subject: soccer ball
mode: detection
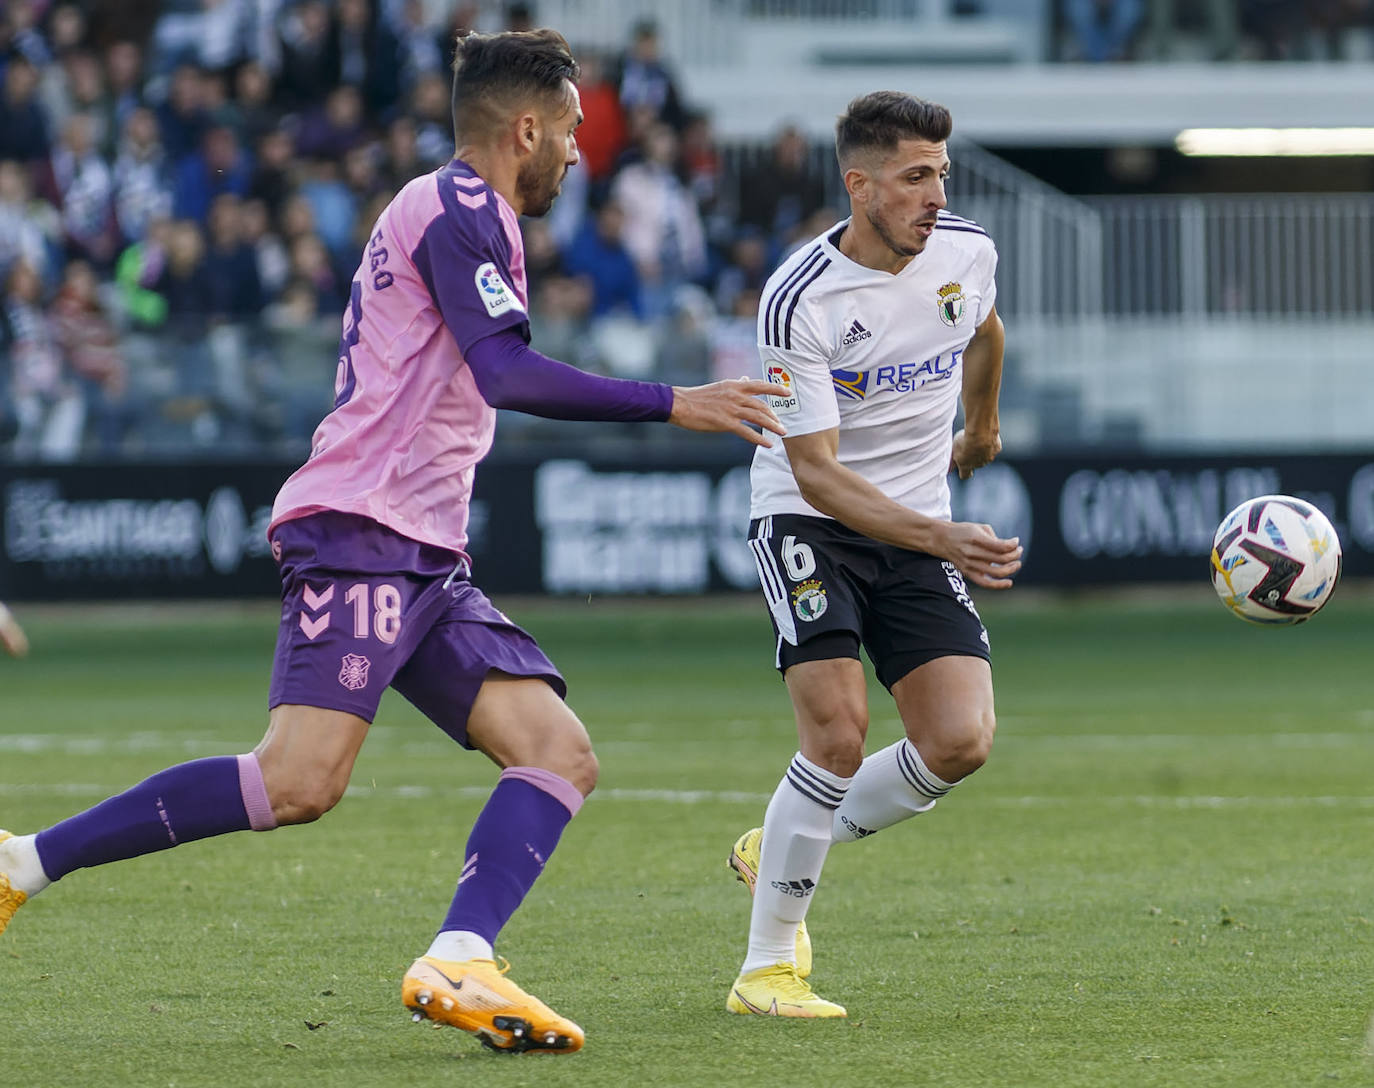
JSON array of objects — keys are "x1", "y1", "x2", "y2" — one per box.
[{"x1": 1210, "y1": 495, "x2": 1342, "y2": 625}]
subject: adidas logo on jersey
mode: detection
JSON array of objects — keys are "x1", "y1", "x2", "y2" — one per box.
[{"x1": 841, "y1": 320, "x2": 872, "y2": 347}]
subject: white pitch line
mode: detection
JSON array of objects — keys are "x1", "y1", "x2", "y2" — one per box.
[{"x1": 5, "y1": 781, "x2": 1374, "y2": 811}]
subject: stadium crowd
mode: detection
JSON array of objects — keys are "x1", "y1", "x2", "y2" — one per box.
[
  {"x1": 0, "y1": 0, "x2": 838, "y2": 460},
  {"x1": 1, "y1": 0, "x2": 1369, "y2": 460}
]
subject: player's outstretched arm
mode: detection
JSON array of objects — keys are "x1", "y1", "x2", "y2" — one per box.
[
  {"x1": 786, "y1": 429, "x2": 1022, "y2": 590},
  {"x1": 668, "y1": 379, "x2": 788, "y2": 448},
  {"x1": 950, "y1": 306, "x2": 1005, "y2": 480},
  {"x1": 0, "y1": 602, "x2": 29, "y2": 658}
]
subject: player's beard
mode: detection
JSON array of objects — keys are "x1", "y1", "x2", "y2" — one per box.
[
  {"x1": 517, "y1": 140, "x2": 565, "y2": 218},
  {"x1": 866, "y1": 201, "x2": 925, "y2": 259}
]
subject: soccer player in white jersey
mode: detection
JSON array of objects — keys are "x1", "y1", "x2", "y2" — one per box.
[
  {"x1": 725, "y1": 91, "x2": 1024, "y2": 1019},
  {"x1": 0, "y1": 30, "x2": 784, "y2": 1055}
]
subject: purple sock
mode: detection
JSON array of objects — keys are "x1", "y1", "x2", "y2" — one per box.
[
  {"x1": 35, "y1": 754, "x2": 277, "y2": 881},
  {"x1": 440, "y1": 767, "x2": 584, "y2": 943}
]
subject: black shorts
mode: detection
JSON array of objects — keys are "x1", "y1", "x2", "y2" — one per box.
[{"x1": 748, "y1": 513, "x2": 991, "y2": 690}]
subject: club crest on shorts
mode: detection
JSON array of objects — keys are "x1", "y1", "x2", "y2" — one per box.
[
  {"x1": 937, "y1": 281, "x2": 965, "y2": 326},
  {"x1": 791, "y1": 579, "x2": 828, "y2": 621},
  {"x1": 338, "y1": 653, "x2": 371, "y2": 691}
]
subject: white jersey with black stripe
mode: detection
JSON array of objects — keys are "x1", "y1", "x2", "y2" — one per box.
[{"x1": 749, "y1": 212, "x2": 999, "y2": 522}]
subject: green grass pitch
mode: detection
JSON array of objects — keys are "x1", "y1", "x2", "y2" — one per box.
[{"x1": 3, "y1": 590, "x2": 1374, "y2": 1088}]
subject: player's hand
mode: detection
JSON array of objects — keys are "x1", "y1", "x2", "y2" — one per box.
[
  {"x1": 933, "y1": 522, "x2": 1022, "y2": 590},
  {"x1": 950, "y1": 427, "x2": 1002, "y2": 480},
  {"x1": 0, "y1": 602, "x2": 29, "y2": 658},
  {"x1": 668, "y1": 379, "x2": 788, "y2": 448}
]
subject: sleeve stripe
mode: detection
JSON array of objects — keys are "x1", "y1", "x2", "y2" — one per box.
[
  {"x1": 781, "y1": 259, "x2": 832, "y2": 350},
  {"x1": 762, "y1": 246, "x2": 823, "y2": 347}
]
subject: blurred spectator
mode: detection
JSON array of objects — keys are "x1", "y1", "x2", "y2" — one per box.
[
  {"x1": 50, "y1": 258, "x2": 131, "y2": 453},
  {"x1": 714, "y1": 231, "x2": 771, "y2": 315},
  {"x1": 229, "y1": 61, "x2": 280, "y2": 149},
  {"x1": 380, "y1": 115, "x2": 424, "y2": 193},
  {"x1": 393, "y1": 0, "x2": 444, "y2": 93},
  {"x1": 563, "y1": 199, "x2": 642, "y2": 318},
  {"x1": 0, "y1": 55, "x2": 51, "y2": 164},
  {"x1": 297, "y1": 160, "x2": 358, "y2": 263},
  {"x1": 204, "y1": 193, "x2": 263, "y2": 320},
  {"x1": 173, "y1": 124, "x2": 252, "y2": 224},
  {"x1": 653, "y1": 284, "x2": 713, "y2": 387},
  {"x1": 41, "y1": 49, "x2": 110, "y2": 153},
  {"x1": 156, "y1": 64, "x2": 210, "y2": 163},
  {"x1": 336, "y1": 0, "x2": 403, "y2": 115},
  {"x1": 737, "y1": 124, "x2": 827, "y2": 245},
  {"x1": 47, "y1": 112, "x2": 120, "y2": 267},
  {"x1": 104, "y1": 40, "x2": 146, "y2": 136},
  {"x1": 1240, "y1": 0, "x2": 1310, "y2": 59},
  {"x1": 615, "y1": 19, "x2": 686, "y2": 131},
  {"x1": 154, "y1": 219, "x2": 213, "y2": 342},
  {"x1": 112, "y1": 107, "x2": 173, "y2": 244},
  {"x1": 248, "y1": 127, "x2": 296, "y2": 218},
  {"x1": 151, "y1": 0, "x2": 251, "y2": 74},
  {"x1": 611, "y1": 123, "x2": 707, "y2": 318},
  {"x1": 1142, "y1": 0, "x2": 1239, "y2": 60},
  {"x1": 240, "y1": 197, "x2": 290, "y2": 300},
  {"x1": 709, "y1": 286, "x2": 763, "y2": 383},
  {"x1": 289, "y1": 230, "x2": 346, "y2": 312},
  {"x1": 3, "y1": 259, "x2": 84, "y2": 460},
  {"x1": 574, "y1": 51, "x2": 627, "y2": 185},
  {"x1": 1061, "y1": 0, "x2": 1145, "y2": 61},
  {"x1": 297, "y1": 85, "x2": 367, "y2": 161},
  {"x1": 114, "y1": 216, "x2": 171, "y2": 330},
  {"x1": 259, "y1": 276, "x2": 337, "y2": 449},
  {"x1": 0, "y1": 161, "x2": 54, "y2": 282},
  {"x1": 275, "y1": 0, "x2": 338, "y2": 111},
  {"x1": 410, "y1": 71, "x2": 456, "y2": 167}
]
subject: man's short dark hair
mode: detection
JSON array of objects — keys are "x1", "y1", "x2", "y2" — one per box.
[
  {"x1": 835, "y1": 91, "x2": 952, "y2": 167},
  {"x1": 450, "y1": 29, "x2": 579, "y2": 143}
]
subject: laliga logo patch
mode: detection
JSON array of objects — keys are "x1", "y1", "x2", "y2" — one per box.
[
  {"x1": 791, "y1": 578, "x2": 828, "y2": 621},
  {"x1": 765, "y1": 360, "x2": 799, "y2": 414},
  {"x1": 474, "y1": 262, "x2": 523, "y2": 317},
  {"x1": 937, "y1": 281, "x2": 965, "y2": 327}
]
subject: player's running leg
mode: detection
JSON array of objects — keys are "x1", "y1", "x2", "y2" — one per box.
[
  {"x1": 0, "y1": 705, "x2": 368, "y2": 938},
  {"x1": 728, "y1": 657, "x2": 862, "y2": 1019},
  {"x1": 401, "y1": 674, "x2": 592, "y2": 1053},
  {"x1": 727, "y1": 826, "x2": 812, "y2": 978},
  {"x1": 829, "y1": 656, "x2": 995, "y2": 844}
]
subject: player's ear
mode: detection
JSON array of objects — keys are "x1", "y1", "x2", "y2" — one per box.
[
  {"x1": 513, "y1": 110, "x2": 539, "y2": 155},
  {"x1": 843, "y1": 165, "x2": 869, "y2": 204}
]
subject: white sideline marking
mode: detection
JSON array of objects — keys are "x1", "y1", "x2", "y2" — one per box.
[{"x1": 4, "y1": 781, "x2": 1374, "y2": 811}]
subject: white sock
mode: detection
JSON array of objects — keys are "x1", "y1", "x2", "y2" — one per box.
[
  {"x1": 831, "y1": 739, "x2": 953, "y2": 843},
  {"x1": 0, "y1": 833, "x2": 51, "y2": 897},
  {"x1": 741, "y1": 753, "x2": 851, "y2": 975},
  {"x1": 425, "y1": 930, "x2": 494, "y2": 963}
]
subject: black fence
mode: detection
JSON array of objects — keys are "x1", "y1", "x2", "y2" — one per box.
[{"x1": 3, "y1": 451, "x2": 1373, "y2": 601}]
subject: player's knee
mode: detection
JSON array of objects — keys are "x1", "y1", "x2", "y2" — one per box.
[
  {"x1": 562, "y1": 743, "x2": 599, "y2": 797},
  {"x1": 804, "y1": 718, "x2": 868, "y2": 778},
  {"x1": 937, "y1": 710, "x2": 996, "y2": 781},
  {"x1": 269, "y1": 775, "x2": 347, "y2": 825}
]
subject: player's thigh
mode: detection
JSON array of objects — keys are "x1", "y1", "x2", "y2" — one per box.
[
  {"x1": 783, "y1": 656, "x2": 870, "y2": 776},
  {"x1": 890, "y1": 654, "x2": 996, "y2": 775},
  {"x1": 464, "y1": 674, "x2": 597, "y2": 795},
  {"x1": 254, "y1": 703, "x2": 371, "y2": 822}
]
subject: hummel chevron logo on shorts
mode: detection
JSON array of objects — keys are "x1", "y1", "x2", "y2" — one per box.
[
  {"x1": 770, "y1": 877, "x2": 816, "y2": 898},
  {"x1": 842, "y1": 320, "x2": 872, "y2": 347}
]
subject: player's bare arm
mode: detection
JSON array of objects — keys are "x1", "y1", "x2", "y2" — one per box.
[
  {"x1": 950, "y1": 305, "x2": 1005, "y2": 480},
  {"x1": 784, "y1": 428, "x2": 1022, "y2": 589},
  {"x1": 669, "y1": 379, "x2": 789, "y2": 447},
  {"x1": 0, "y1": 602, "x2": 29, "y2": 658}
]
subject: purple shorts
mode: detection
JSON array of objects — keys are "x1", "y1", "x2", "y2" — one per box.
[{"x1": 267, "y1": 511, "x2": 564, "y2": 747}]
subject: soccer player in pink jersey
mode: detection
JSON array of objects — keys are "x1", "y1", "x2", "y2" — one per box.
[{"x1": 0, "y1": 29, "x2": 784, "y2": 1055}]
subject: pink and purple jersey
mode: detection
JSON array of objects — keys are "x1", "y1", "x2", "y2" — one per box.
[{"x1": 270, "y1": 159, "x2": 534, "y2": 558}]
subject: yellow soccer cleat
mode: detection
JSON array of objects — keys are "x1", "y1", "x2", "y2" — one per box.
[
  {"x1": 402, "y1": 956, "x2": 585, "y2": 1054},
  {"x1": 726, "y1": 963, "x2": 847, "y2": 1019},
  {"x1": 0, "y1": 831, "x2": 27, "y2": 937},
  {"x1": 728, "y1": 826, "x2": 812, "y2": 979}
]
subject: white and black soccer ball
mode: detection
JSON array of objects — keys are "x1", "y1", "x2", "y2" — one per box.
[{"x1": 1210, "y1": 495, "x2": 1342, "y2": 625}]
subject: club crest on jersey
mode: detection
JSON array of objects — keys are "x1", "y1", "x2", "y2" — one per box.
[
  {"x1": 937, "y1": 282, "x2": 966, "y2": 326},
  {"x1": 338, "y1": 653, "x2": 371, "y2": 691},
  {"x1": 765, "y1": 360, "x2": 799, "y2": 414},
  {"x1": 791, "y1": 579, "x2": 828, "y2": 621},
  {"x1": 474, "y1": 262, "x2": 523, "y2": 318}
]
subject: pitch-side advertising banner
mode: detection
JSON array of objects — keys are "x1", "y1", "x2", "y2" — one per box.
[{"x1": 2, "y1": 453, "x2": 1371, "y2": 600}]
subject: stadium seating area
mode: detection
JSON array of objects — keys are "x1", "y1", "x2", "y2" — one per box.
[{"x1": 1, "y1": 0, "x2": 1371, "y2": 460}]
